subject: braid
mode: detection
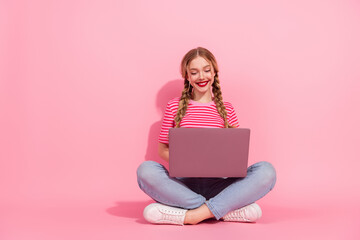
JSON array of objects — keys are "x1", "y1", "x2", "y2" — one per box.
[
  {"x1": 212, "y1": 74, "x2": 236, "y2": 128},
  {"x1": 174, "y1": 80, "x2": 192, "y2": 128}
]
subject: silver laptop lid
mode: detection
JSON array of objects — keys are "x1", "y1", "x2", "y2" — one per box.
[{"x1": 169, "y1": 128, "x2": 250, "y2": 177}]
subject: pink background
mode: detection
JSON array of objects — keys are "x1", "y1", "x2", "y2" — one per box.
[{"x1": 1, "y1": 0, "x2": 359, "y2": 239}]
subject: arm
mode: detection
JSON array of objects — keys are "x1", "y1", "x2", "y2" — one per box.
[{"x1": 158, "y1": 142, "x2": 169, "y2": 162}]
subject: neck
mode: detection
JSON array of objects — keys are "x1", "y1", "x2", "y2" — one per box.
[{"x1": 191, "y1": 91, "x2": 213, "y2": 103}]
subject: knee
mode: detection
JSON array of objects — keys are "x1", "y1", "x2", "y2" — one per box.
[
  {"x1": 257, "y1": 161, "x2": 277, "y2": 190},
  {"x1": 136, "y1": 161, "x2": 163, "y2": 187}
]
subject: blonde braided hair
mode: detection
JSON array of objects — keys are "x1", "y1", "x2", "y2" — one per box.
[{"x1": 174, "y1": 47, "x2": 236, "y2": 128}]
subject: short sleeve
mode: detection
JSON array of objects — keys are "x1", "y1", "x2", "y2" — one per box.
[
  {"x1": 226, "y1": 103, "x2": 240, "y2": 128},
  {"x1": 158, "y1": 101, "x2": 176, "y2": 144}
]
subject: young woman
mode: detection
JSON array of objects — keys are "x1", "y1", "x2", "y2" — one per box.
[{"x1": 137, "y1": 47, "x2": 276, "y2": 225}]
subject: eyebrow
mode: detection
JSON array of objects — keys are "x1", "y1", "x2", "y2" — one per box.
[{"x1": 189, "y1": 65, "x2": 211, "y2": 71}]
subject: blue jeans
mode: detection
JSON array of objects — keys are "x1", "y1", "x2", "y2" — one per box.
[{"x1": 136, "y1": 160, "x2": 276, "y2": 220}]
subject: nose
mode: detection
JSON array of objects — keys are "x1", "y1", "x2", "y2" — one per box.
[{"x1": 199, "y1": 71, "x2": 204, "y2": 80}]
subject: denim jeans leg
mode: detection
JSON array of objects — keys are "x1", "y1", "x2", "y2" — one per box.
[
  {"x1": 205, "y1": 161, "x2": 277, "y2": 220},
  {"x1": 137, "y1": 160, "x2": 206, "y2": 209}
]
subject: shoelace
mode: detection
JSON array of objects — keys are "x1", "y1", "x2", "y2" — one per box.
[
  {"x1": 159, "y1": 208, "x2": 184, "y2": 223},
  {"x1": 226, "y1": 207, "x2": 250, "y2": 221}
]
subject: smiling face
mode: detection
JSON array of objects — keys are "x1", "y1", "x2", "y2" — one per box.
[{"x1": 187, "y1": 56, "x2": 215, "y2": 98}]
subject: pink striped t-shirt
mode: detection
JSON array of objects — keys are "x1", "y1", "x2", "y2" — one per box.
[{"x1": 158, "y1": 97, "x2": 240, "y2": 144}]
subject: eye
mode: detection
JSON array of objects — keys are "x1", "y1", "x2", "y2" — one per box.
[
  {"x1": 205, "y1": 70, "x2": 211, "y2": 72},
  {"x1": 191, "y1": 72, "x2": 197, "y2": 75}
]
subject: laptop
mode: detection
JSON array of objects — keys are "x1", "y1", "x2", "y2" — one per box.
[{"x1": 168, "y1": 128, "x2": 250, "y2": 178}]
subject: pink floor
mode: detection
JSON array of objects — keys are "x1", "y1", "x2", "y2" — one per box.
[{"x1": 1, "y1": 198, "x2": 359, "y2": 240}]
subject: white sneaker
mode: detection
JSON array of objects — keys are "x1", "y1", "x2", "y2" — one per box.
[
  {"x1": 143, "y1": 203, "x2": 188, "y2": 225},
  {"x1": 222, "y1": 203, "x2": 262, "y2": 222}
]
